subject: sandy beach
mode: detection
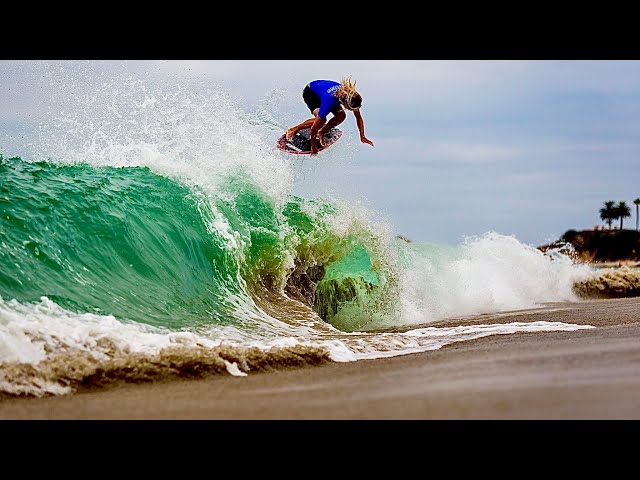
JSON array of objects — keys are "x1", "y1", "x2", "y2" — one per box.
[{"x1": 1, "y1": 296, "x2": 639, "y2": 420}]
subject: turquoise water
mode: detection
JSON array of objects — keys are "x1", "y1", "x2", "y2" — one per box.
[{"x1": 0, "y1": 155, "x2": 383, "y2": 331}]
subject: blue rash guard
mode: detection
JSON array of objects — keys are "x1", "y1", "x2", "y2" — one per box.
[{"x1": 309, "y1": 80, "x2": 342, "y2": 121}]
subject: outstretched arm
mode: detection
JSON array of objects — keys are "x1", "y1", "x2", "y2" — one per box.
[{"x1": 353, "y1": 109, "x2": 374, "y2": 146}]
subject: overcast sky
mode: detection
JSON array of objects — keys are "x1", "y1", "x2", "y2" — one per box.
[{"x1": 2, "y1": 60, "x2": 640, "y2": 247}]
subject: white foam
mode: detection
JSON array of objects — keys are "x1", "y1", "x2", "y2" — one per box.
[
  {"x1": 317, "y1": 320, "x2": 594, "y2": 361},
  {"x1": 0, "y1": 296, "x2": 220, "y2": 364},
  {"x1": 393, "y1": 231, "x2": 595, "y2": 327}
]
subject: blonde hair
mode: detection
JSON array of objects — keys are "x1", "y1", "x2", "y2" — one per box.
[{"x1": 335, "y1": 75, "x2": 359, "y2": 105}]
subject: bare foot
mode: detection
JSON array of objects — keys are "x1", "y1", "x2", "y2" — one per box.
[
  {"x1": 317, "y1": 129, "x2": 328, "y2": 148},
  {"x1": 286, "y1": 129, "x2": 296, "y2": 141}
]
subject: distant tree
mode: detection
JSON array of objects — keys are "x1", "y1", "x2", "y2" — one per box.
[
  {"x1": 616, "y1": 201, "x2": 631, "y2": 230},
  {"x1": 634, "y1": 198, "x2": 640, "y2": 231},
  {"x1": 599, "y1": 201, "x2": 617, "y2": 229}
]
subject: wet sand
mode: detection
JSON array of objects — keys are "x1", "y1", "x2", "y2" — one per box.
[{"x1": 1, "y1": 297, "x2": 640, "y2": 420}]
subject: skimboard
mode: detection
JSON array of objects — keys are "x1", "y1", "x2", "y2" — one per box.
[{"x1": 276, "y1": 127, "x2": 342, "y2": 155}]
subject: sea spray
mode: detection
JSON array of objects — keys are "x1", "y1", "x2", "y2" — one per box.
[{"x1": 391, "y1": 231, "x2": 595, "y2": 328}]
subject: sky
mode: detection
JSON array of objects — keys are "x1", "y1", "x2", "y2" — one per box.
[{"x1": 1, "y1": 60, "x2": 640, "y2": 247}]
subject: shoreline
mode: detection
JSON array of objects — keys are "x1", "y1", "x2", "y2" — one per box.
[{"x1": 1, "y1": 297, "x2": 640, "y2": 420}]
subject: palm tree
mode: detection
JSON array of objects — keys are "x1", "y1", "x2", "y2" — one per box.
[
  {"x1": 599, "y1": 201, "x2": 616, "y2": 229},
  {"x1": 616, "y1": 201, "x2": 631, "y2": 230},
  {"x1": 634, "y1": 198, "x2": 640, "y2": 231}
]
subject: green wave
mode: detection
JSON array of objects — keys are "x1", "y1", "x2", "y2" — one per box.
[{"x1": 0, "y1": 155, "x2": 393, "y2": 331}]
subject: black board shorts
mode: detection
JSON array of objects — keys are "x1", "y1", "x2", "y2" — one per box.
[{"x1": 303, "y1": 84, "x2": 321, "y2": 114}]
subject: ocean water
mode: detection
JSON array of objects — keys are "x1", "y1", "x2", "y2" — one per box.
[{"x1": 0, "y1": 62, "x2": 600, "y2": 397}]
